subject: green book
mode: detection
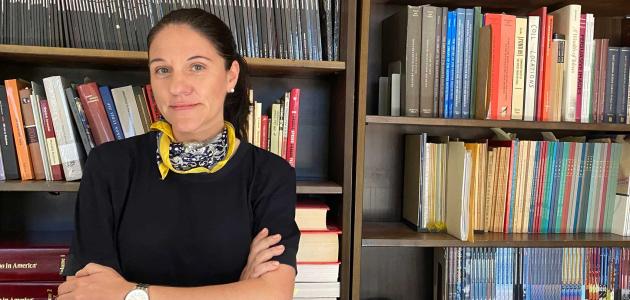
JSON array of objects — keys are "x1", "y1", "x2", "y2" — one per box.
[
  {"x1": 541, "y1": 142, "x2": 556, "y2": 233},
  {"x1": 555, "y1": 142, "x2": 571, "y2": 233},
  {"x1": 586, "y1": 143, "x2": 601, "y2": 233},
  {"x1": 469, "y1": 6, "x2": 482, "y2": 119}
]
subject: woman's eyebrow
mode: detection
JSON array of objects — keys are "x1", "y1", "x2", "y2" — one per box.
[
  {"x1": 188, "y1": 55, "x2": 212, "y2": 62},
  {"x1": 149, "y1": 58, "x2": 165, "y2": 65}
]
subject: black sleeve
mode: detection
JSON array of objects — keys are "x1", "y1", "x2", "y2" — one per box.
[
  {"x1": 62, "y1": 145, "x2": 122, "y2": 276},
  {"x1": 251, "y1": 157, "x2": 300, "y2": 272}
]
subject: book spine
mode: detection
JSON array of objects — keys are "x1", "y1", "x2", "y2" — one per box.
[
  {"x1": 524, "y1": 16, "x2": 540, "y2": 121},
  {"x1": 443, "y1": 11, "x2": 452, "y2": 118},
  {"x1": 597, "y1": 39, "x2": 610, "y2": 123},
  {"x1": 99, "y1": 86, "x2": 125, "y2": 140},
  {"x1": 260, "y1": 114, "x2": 269, "y2": 150},
  {"x1": 144, "y1": 84, "x2": 161, "y2": 123},
  {"x1": 419, "y1": 6, "x2": 436, "y2": 118},
  {"x1": 30, "y1": 94, "x2": 51, "y2": 181},
  {"x1": 604, "y1": 47, "x2": 619, "y2": 123},
  {"x1": 282, "y1": 92, "x2": 290, "y2": 159},
  {"x1": 286, "y1": 88, "x2": 300, "y2": 167},
  {"x1": 0, "y1": 85, "x2": 19, "y2": 180},
  {"x1": 453, "y1": 8, "x2": 464, "y2": 119},
  {"x1": 432, "y1": 7, "x2": 442, "y2": 118},
  {"x1": 0, "y1": 282, "x2": 61, "y2": 299},
  {"x1": 582, "y1": 14, "x2": 595, "y2": 123},
  {"x1": 76, "y1": 82, "x2": 115, "y2": 145},
  {"x1": 462, "y1": 8, "x2": 473, "y2": 119},
  {"x1": 485, "y1": 14, "x2": 515, "y2": 120},
  {"x1": 19, "y1": 88, "x2": 45, "y2": 180},
  {"x1": 511, "y1": 17, "x2": 527, "y2": 120},
  {"x1": 4, "y1": 79, "x2": 33, "y2": 180},
  {"x1": 576, "y1": 15, "x2": 586, "y2": 123},
  {"x1": 42, "y1": 76, "x2": 84, "y2": 181},
  {"x1": 0, "y1": 248, "x2": 68, "y2": 281},
  {"x1": 469, "y1": 7, "x2": 482, "y2": 119},
  {"x1": 405, "y1": 6, "x2": 421, "y2": 117},
  {"x1": 39, "y1": 99, "x2": 64, "y2": 181},
  {"x1": 65, "y1": 87, "x2": 94, "y2": 156},
  {"x1": 438, "y1": 8, "x2": 447, "y2": 118},
  {"x1": 557, "y1": 5, "x2": 581, "y2": 122},
  {"x1": 616, "y1": 48, "x2": 630, "y2": 124}
]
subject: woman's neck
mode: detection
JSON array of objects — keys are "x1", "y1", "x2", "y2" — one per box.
[{"x1": 172, "y1": 120, "x2": 225, "y2": 143}]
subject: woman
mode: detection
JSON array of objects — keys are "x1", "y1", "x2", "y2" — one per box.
[{"x1": 57, "y1": 8, "x2": 299, "y2": 300}]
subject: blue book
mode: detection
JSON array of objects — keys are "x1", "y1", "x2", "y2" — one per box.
[
  {"x1": 444, "y1": 11, "x2": 453, "y2": 118},
  {"x1": 453, "y1": 8, "x2": 465, "y2": 119},
  {"x1": 448, "y1": 11, "x2": 457, "y2": 118},
  {"x1": 573, "y1": 143, "x2": 586, "y2": 232},
  {"x1": 462, "y1": 8, "x2": 474, "y2": 119},
  {"x1": 541, "y1": 142, "x2": 556, "y2": 233},
  {"x1": 549, "y1": 142, "x2": 563, "y2": 233},
  {"x1": 528, "y1": 141, "x2": 541, "y2": 233},
  {"x1": 99, "y1": 86, "x2": 125, "y2": 140}
]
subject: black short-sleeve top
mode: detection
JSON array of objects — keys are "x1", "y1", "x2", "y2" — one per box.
[{"x1": 62, "y1": 131, "x2": 300, "y2": 287}]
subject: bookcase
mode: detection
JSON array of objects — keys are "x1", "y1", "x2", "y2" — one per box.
[
  {"x1": 353, "y1": 0, "x2": 630, "y2": 299},
  {"x1": 0, "y1": 0, "x2": 356, "y2": 298}
]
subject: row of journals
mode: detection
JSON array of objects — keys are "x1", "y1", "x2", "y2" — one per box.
[
  {"x1": 0, "y1": 77, "x2": 161, "y2": 182},
  {"x1": 0, "y1": 200, "x2": 340, "y2": 299},
  {"x1": 403, "y1": 135, "x2": 630, "y2": 240},
  {"x1": 247, "y1": 89, "x2": 301, "y2": 168},
  {"x1": 435, "y1": 247, "x2": 630, "y2": 300},
  {"x1": 379, "y1": 4, "x2": 630, "y2": 124}
]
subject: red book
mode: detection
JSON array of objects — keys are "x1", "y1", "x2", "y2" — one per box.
[
  {"x1": 75, "y1": 82, "x2": 114, "y2": 145},
  {"x1": 484, "y1": 14, "x2": 516, "y2": 120},
  {"x1": 4, "y1": 79, "x2": 34, "y2": 180},
  {"x1": 18, "y1": 87, "x2": 46, "y2": 180},
  {"x1": 286, "y1": 89, "x2": 300, "y2": 167},
  {"x1": 0, "y1": 282, "x2": 62, "y2": 299},
  {"x1": 560, "y1": 142, "x2": 576, "y2": 233},
  {"x1": 541, "y1": 16, "x2": 555, "y2": 121},
  {"x1": 529, "y1": 7, "x2": 548, "y2": 121},
  {"x1": 260, "y1": 115, "x2": 269, "y2": 151},
  {"x1": 0, "y1": 246, "x2": 68, "y2": 281},
  {"x1": 144, "y1": 84, "x2": 162, "y2": 122},
  {"x1": 39, "y1": 99, "x2": 64, "y2": 181}
]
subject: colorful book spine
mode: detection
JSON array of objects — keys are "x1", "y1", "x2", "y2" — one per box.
[{"x1": 99, "y1": 86, "x2": 125, "y2": 140}]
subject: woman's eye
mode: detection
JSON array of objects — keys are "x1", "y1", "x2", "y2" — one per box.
[
  {"x1": 155, "y1": 67, "x2": 169, "y2": 75},
  {"x1": 191, "y1": 64, "x2": 205, "y2": 72}
]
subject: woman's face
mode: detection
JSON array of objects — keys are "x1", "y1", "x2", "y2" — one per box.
[{"x1": 148, "y1": 24, "x2": 239, "y2": 142}]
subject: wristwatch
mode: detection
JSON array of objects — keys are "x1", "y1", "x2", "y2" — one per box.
[{"x1": 124, "y1": 283, "x2": 150, "y2": 300}]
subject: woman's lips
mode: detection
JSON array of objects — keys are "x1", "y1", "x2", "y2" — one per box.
[{"x1": 170, "y1": 103, "x2": 199, "y2": 110}]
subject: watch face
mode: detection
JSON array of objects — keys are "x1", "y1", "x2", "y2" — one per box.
[{"x1": 125, "y1": 289, "x2": 149, "y2": 300}]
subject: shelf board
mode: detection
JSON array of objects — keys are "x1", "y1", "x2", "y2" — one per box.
[
  {"x1": 366, "y1": 115, "x2": 630, "y2": 132},
  {"x1": 0, "y1": 180, "x2": 342, "y2": 194},
  {"x1": 0, "y1": 44, "x2": 346, "y2": 76},
  {"x1": 362, "y1": 222, "x2": 630, "y2": 247}
]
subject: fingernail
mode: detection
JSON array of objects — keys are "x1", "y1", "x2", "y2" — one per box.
[
  {"x1": 275, "y1": 234, "x2": 282, "y2": 239},
  {"x1": 273, "y1": 261, "x2": 280, "y2": 266},
  {"x1": 277, "y1": 245, "x2": 285, "y2": 250}
]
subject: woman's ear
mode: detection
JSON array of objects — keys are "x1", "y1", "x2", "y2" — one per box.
[{"x1": 227, "y1": 60, "x2": 240, "y2": 92}]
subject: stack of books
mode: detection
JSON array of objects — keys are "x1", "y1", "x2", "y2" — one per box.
[
  {"x1": 294, "y1": 199, "x2": 340, "y2": 299},
  {"x1": 0, "y1": 240, "x2": 69, "y2": 299},
  {"x1": 379, "y1": 4, "x2": 630, "y2": 124}
]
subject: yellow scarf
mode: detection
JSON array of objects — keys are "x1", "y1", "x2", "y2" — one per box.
[{"x1": 150, "y1": 120, "x2": 237, "y2": 179}]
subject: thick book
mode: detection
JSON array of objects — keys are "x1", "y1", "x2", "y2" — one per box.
[
  {"x1": 511, "y1": 17, "x2": 527, "y2": 120},
  {"x1": 582, "y1": 14, "x2": 595, "y2": 123},
  {"x1": 296, "y1": 199, "x2": 329, "y2": 231},
  {"x1": 4, "y1": 79, "x2": 34, "y2": 180},
  {"x1": 18, "y1": 87, "x2": 45, "y2": 180},
  {"x1": 403, "y1": 134, "x2": 426, "y2": 229},
  {"x1": 0, "y1": 282, "x2": 61, "y2": 299},
  {"x1": 0, "y1": 246, "x2": 68, "y2": 281},
  {"x1": 0, "y1": 85, "x2": 19, "y2": 180},
  {"x1": 99, "y1": 86, "x2": 125, "y2": 140},
  {"x1": 144, "y1": 84, "x2": 161, "y2": 123},
  {"x1": 29, "y1": 82, "x2": 52, "y2": 181},
  {"x1": 381, "y1": 6, "x2": 421, "y2": 117},
  {"x1": 65, "y1": 86, "x2": 95, "y2": 155},
  {"x1": 132, "y1": 86, "x2": 152, "y2": 132},
  {"x1": 524, "y1": 16, "x2": 540, "y2": 121},
  {"x1": 474, "y1": 26, "x2": 492, "y2": 119},
  {"x1": 484, "y1": 14, "x2": 516, "y2": 120},
  {"x1": 453, "y1": 8, "x2": 465, "y2": 119},
  {"x1": 461, "y1": 8, "x2": 474, "y2": 119},
  {"x1": 76, "y1": 82, "x2": 115, "y2": 145},
  {"x1": 286, "y1": 88, "x2": 300, "y2": 168},
  {"x1": 297, "y1": 227, "x2": 341, "y2": 263},
  {"x1": 419, "y1": 6, "x2": 436, "y2": 117},
  {"x1": 616, "y1": 48, "x2": 630, "y2": 124},
  {"x1": 445, "y1": 141, "x2": 472, "y2": 241},
  {"x1": 296, "y1": 262, "x2": 339, "y2": 283},
  {"x1": 42, "y1": 76, "x2": 85, "y2": 181},
  {"x1": 39, "y1": 99, "x2": 64, "y2": 181},
  {"x1": 576, "y1": 14, "x2": 587, "y2": 123},
  {"x1": 294, "y1": 282, "x2": 340, "y2": 298},
  {"x1": 604, "y1": 47, "x2": 620, "y2": 123}
]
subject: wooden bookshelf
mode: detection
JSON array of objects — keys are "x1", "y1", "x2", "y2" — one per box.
[
  {"x1": 0, "y1": 45, "x2": 346, "y2": 76},
  {"x1": 366, "y1": 115, "x2": 630, "y2": 132},
  {"x1": 0, "y1": 180, "x2": 342, "y2": 194},
  {"x1": 362, "y1": 222, "x2": 630, "y2": 248}
]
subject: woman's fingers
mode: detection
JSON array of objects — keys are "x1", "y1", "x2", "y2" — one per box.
[
  {"x1": 249, "y1": 233, "x2": 282, "y2": 258},
  {"x1": 253, "y1": 245, "x2": 285, "y2": 266},
  {"x1": 251, "y1": 261, "x2": 281, "y2": 278}
]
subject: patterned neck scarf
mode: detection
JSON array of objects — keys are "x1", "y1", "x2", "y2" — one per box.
[{"x1": 151, "y1": 120, "x2": 237, "y2": 179}]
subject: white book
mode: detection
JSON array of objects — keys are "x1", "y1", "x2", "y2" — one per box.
[
  {"x1": 270, "y1": 103, "x2": 281, "y2": 155},
  {"x1": 282, "y1": 92, "x2": 290, "y2": 157},
  {"x1": 511, "y1": 17, "x2": 528, "y2": 120},
  {"x1": 31, "y1": 82, "x2": 52, "y2": 181},
  {"x1": 550, "y1": 4, "x2": 582, "y2": 122},
  {"x1": 42, "y1": 76, "x2": 84, "y2": 181},
  {"x1": 111, "y1": 87, "x2": 136, "y2": 138},
  {"x1": 581, "y1": 14, "x2": 595, "y2": 123},
  {"x1": 612, "y1": 194, "x2": 630, "y2": 236},
  {"x1": 121, "y1": 86, "x2": 145, "y2": 136},
  {"x1": 294, "y1": 282, "x2": 340, "y2": 298},
  {"x1": 254, "y1": 101, "x2": 262, "y2": 147},
  {"x1": 523, "y1": 16, "x2": 540, "y2": 121},
  {"x1": 445, "y1": 141, "x2": 471, "y2": 241},
  {"x1": 567, "y1": 143, "x2": 583, "y2": 233},
  {"x1": 627, "y1": 69, "x2": 630, "y2": 124},
  {"x1": 295, "y1": 263, "x2": 340, "y2": 282},
  {"x1": 247, "y1": 90, "x2": 254, "y2": 144}
]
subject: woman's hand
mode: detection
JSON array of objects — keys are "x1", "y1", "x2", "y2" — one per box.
[
  {"x1": 57, "y1": 263, "x2": 135, "y2": 300},
  {"x1": 239, "y1": 228, "x2": 286, "y2": 281}
]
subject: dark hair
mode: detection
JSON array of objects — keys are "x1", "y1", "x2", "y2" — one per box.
[{"x1": 147, "y1": 8, "x2": 249, "y2": 140}]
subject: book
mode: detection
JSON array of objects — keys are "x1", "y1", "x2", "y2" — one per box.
[
  {"x1": 0, "y1": 85, "x2": 20, "y2": 180},
  {"x1": 296, "y1": 262, "x2": 340, "y2": 282},
  {"x1": 484, "y1": 13, "x2": 516, "y2": 120},
  {"x1": 0, "y1": 281, "x2": 61, "y2": 299},
  {"x1": 297, "y1": 227, "x2": 340, "y2": 263},
  {"x1": 65, "y1": 86, "x2": 95, "y2": 155},
  {"x1": 296, "y1": 200, "x2": 329, "y2": 231},
  {"x1": 18, "y1": 86, "x2": 46, "y2": 180},
  {"x1": 523, "y1": 16, "x2": 540, "y2": 121},
  {"x1": 38, "y1": 99, "x2": 64, "y2": 181},
  {"x1": 76, "y1": 82, "x2": 115, "y2": 145},
  {"x1": 4, "y1": 79, "x2": 34, "y2": 180},
  {"x1": 0, "y1": 246, "x2": 68, "y2": 281}
]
